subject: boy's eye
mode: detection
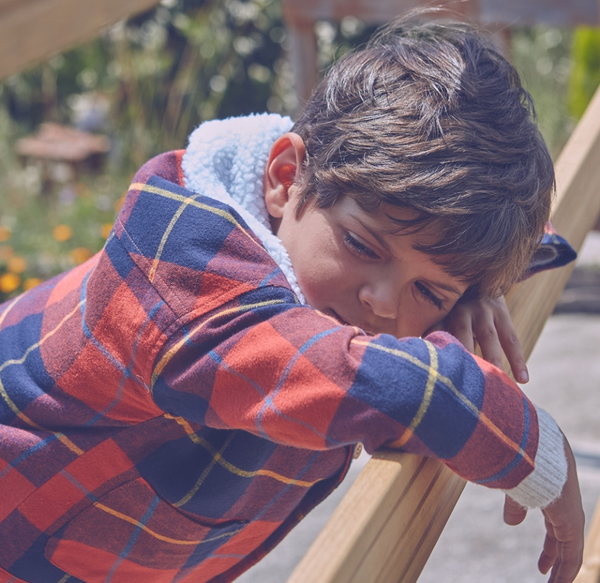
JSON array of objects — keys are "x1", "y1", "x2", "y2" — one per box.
[
  {"x1": 415, "y1": 281, "x2": 443, "y2": 310},
  {"x1": 343, "y1": 233, "x2": 380, "y2": 260}
]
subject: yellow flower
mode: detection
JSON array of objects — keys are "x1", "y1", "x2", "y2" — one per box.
[
  {"x1": 69, "y1": 247, "x2": 92, "y2": 265},
  {"x1": 100, "y1": 223, "x2": 113, "y2": 239},
  {"x1": 53, "y1": 225, "x2": 73, "y2": 242},
  {"x1": 0, "y1": 273, "x2": 20, "y2": 293},
  {"x1": 0, "y1": 246, "x2": 14, "y2": 260},
  {"x1": 24, "y1": 278, "x2": 43, "y2": 291},
  {"x1": 7, "y1": 256, "x2": 27, "y2": 274},
  {"x1": 0, "y1": 226, "x2": 11, "y2": 242}
]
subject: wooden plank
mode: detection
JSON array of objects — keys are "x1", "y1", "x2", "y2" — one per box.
[
  {"x1": 479, "y1": 0, "x2": 598, "y2": 27},
  {"x1": 504, "y1": 81, "x2": 600, "y2": 357},
  {"x1": 281, "y1": 0, "x2": 476, "y2": 28},
  {"x1": 574, "y1": 498, "x2": 600, "y2": 583},
  {"x1": 286, "y1": 82, "x2": 600, "y2": 583},
  {"x1": 282, "y1": 0, "x2": 596, "y2": 28},
  {"x1": 286, "y1": 452, "x2": 466, "y2": 583},
  {"x1": 0, "y1": 0, "x2": 161, "y2": 80}
]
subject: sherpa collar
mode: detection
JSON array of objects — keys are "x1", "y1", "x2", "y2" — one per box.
[{"x1": 181, "y1": 113, "x2": 305, "y2": 303}]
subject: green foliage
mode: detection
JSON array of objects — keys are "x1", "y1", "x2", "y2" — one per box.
[
  {"x1": 511, "y1": 26, "x2": 574, "y2": 159},
  {"x1": 568, "y1": 26, "x2": 600, "y2": 120},
  {"x1": 0, "y1": 0, "x2": 289, "y2": 301}
]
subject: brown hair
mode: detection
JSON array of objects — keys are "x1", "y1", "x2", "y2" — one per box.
[{"x1": 291, "y1": 18, "x2": 554, "y2": 298}]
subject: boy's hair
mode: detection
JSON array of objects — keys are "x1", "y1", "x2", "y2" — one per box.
[{"x1": 291, "y1": 18, "x2": 554, "y2": 299}]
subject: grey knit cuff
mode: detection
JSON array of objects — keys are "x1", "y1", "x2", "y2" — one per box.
[{"x1": 502, "y1": 407, "x2": 568, "y2": 509}]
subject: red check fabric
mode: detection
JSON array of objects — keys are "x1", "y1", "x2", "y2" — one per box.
[{"x1": 0, "y1": 150, "x2": 559, "y2": 583}]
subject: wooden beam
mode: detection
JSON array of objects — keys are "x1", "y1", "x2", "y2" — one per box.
[
  {"x1": 504, "y1": 81, "x2": 600, "y2": 356},
  {"x1": 0, "y1": 0, "x2": 161, "y2": 81},
  {"x1": 286, "y1": 83, "x2": 600, "y2": 583},
  {"x1": 575, "y1": 499, "x2": 600, "y2": 583},
  {"x1": 286, "y1": 453, "x2": 465, "y2": 583}
]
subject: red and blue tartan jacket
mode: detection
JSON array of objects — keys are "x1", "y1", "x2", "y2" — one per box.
[{"x1": 0, "y1": 150, "x2": 570, "y2": 583}]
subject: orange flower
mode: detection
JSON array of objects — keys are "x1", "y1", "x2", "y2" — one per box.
[
  {"x1": 53, "y1": 225, "x2": 73, "y2": 242},
  {"x1": 100, "y1": 223, "x2": 113, "y2": 239},
  {"x1": 69, "y1": 247, "x2": 92, "y2": 265},
  {"x1": 0, "y1": 227, "x2": 11, "y2": 242},
  {"x1": 0, "y1": 273, "x2": 20, "y2": 293},
  {"x1": 7, "y1": 256, "x2": 27, "y2": 274},
  {"x1": 24, "y1": 278, "x2": 43, "y2": 291}
]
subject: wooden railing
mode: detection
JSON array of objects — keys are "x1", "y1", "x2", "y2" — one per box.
[
  {"x1": 0, "y1": 0, "x2": 160, "y2": 80},
  {"x1": 286, "y1": 82, "x2": 600, "y2": 583}
]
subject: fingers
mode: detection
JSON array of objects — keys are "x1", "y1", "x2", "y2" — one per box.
[
  {"x1": 538, "y1": 523, "x2": 557, "y2": 575},
  {"x1": 471, "y1": 309, "x2": 503, "y2": 370},
  {"x1": 450, "y1": 296, "x2": 529, "y2": 383},
  {"x1": 491, "y1": 296, "x2": 529, "y2": 383},
  {"x1": 444, "y1": 306, "x2": 475, "y2": 353},
  {"x1": 540, "y1": 441, "x2": 585, "y2": 583},
  {"x1": 503, "y1": 495, "x2": 528, "y2": 525},
  {"x1": 543, "y1": 536, "x2": 584, "y2": 583}
]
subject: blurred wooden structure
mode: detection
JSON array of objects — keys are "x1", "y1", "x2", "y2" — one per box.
[
  {"x1": 282, "y1": 0, "x2": 599, "y2": 103},
  {"x1": 16, "y1": 122, "x2": 111, "y2": 190},
  {"x1": 16, "y1": 122, "x2": 110, "y2": 165},
  {"x1": 3, "y1": 1, "x2": 600, "y2": 582},
  {"x1": 0, "y1": 0, "x2": 160, "y2": 80}
]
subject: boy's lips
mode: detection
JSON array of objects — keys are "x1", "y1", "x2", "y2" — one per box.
[
  {"x1": 329, "y1": 309, "x2": 371, "y2": 332},
  {"x1": 327, "y1": 309, "x2": 383, "y2": 336}
]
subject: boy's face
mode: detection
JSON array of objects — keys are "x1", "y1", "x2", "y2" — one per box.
[{"x1": 274, "y1": 194, "x2": 468, "y2": 338}]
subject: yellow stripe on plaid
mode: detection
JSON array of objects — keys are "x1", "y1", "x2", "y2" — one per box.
[
  {"x1": 352, "y1": 338, "x2": 534, "y2": 466},
  {"x1": 0, "y1": 301, "x2": 86, "y2": 456},
  {"x1": 94, "y1": 501, "x2": 243, "y2": 545},
  {"x1": 148, "y1": 196, "x2": 193, "y2": 283},
  {"x1": 173, "y1": 432, "x2": 236, "y2": 507},
  {"x1": 395, "y1": 342, "x2": 438, "y2": 448},
  {"x1": 151, "y1": 299, "x2": 284, "y2": 388},
  {"x1": 129, "y1": 182, "x2": 266, "y2": 283},
  {"x1": 165, "y1": 414, "x2": 317, "y2": 489}
]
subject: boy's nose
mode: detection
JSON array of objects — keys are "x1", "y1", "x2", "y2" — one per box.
[{"x1": 358, "y1": 283, "x2": 399, "y2": 320}]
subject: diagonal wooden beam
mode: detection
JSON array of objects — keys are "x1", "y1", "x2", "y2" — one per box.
[
  {"x1": 0, "y1": 0, "x2": 160, "y2": 81},
  {"x1": 286, "y1": 84, "x2": 600, "y2": 583}
]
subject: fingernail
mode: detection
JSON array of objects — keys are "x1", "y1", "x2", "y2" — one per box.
[{"x1": 518, "y1": 370, "x2": 529, "y2": 383}]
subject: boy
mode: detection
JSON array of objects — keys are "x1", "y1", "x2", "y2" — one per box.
[{"x1": 0, "y1": 18, "x2": 583, "y2": 583}]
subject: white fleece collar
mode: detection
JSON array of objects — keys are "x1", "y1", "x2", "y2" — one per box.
[{"x1": 181, "y1": 114, "x2": 305, "y2": 303}]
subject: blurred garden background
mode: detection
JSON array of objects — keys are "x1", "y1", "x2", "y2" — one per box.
[{"x1": 1, "y1": 0, "x2": 600, "y2": 301}]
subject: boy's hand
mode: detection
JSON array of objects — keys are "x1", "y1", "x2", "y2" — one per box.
[
  {"x1": 441, "y1": 296, "x2": 529, "y2": 383},
  {"x1": 504, "y1": 440, "x2": 584, "y2": 583}
]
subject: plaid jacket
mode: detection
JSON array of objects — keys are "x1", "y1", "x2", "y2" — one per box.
[{"x1": 0, "y1": 150, "x2": 568, "y2": 583}]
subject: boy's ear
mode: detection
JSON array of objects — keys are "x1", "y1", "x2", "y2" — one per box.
[{"x1": 264, "y1": 132, "x2": 306, "y2": 219}]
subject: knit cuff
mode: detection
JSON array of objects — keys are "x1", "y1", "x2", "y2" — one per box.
[{"x1": 502, "y1": 407, "x2": 568, "y2": 509}]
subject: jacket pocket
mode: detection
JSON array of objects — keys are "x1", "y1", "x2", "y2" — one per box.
[{"x1": 45, "y1": 477, "x2": 246, "y2": 583}]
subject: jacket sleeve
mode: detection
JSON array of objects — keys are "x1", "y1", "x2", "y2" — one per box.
[{"x1": 150, "y1": 287, "x2": 567, "y2": 510}]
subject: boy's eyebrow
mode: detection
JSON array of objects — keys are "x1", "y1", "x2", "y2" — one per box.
[
  {"x1": 428, "y1": 280, "x2": 464, "y2": 297},
  {"x1": 352, "y1": 214, "x2": 465, "y2": 298},
  {"x1": 352, "y1": 215, "x2": 393, "y2": 253}
]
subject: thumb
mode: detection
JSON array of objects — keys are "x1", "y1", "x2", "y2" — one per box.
[{"x1": 504, "y1": 495, "x2": 528, "y2": 525}]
